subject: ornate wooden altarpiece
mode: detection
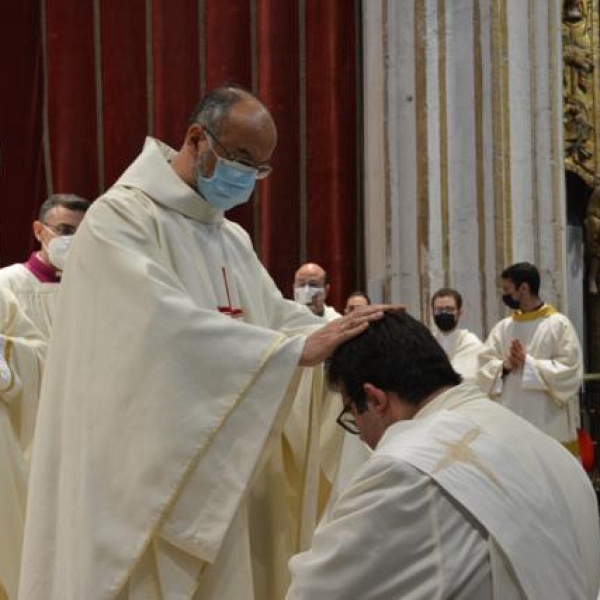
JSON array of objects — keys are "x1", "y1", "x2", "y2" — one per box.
[
  {"x1": 564, "y1": 0, "x2": 600, "y2": 487},
  {"x1": 564, "y1": 0, "x2": 600, "y2": 188},
  {"x1": 563, "y1": 0, "x2": 600, "y2": 348}
]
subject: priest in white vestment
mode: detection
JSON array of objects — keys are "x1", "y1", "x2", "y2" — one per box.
[
  {"x1": 292, "y1": 262, "x2": 339, "y2": 320},
  {"x1": 431, "y1": 287, "x2": 483, "y2": 383},
  {"x1": 291, "y1": 264, "x2": 371, "y2": 512},
  {"x1": 478, "y1": 262, "x2": 583, "y2": 451},
  {"x1": 288, "y1": 312, "x2": 600, "y2": 599},
  {"x1": 19, "y1": 87, "x2": 387, "y2": 600},
  {"x1": 0, "y1": 289, "x2": 46, "y2": 600},
  {"x1": 0, "y1": 195, "x2": 88, "y2": 339}
]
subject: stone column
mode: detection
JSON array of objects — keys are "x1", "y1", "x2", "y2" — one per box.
[{"x1": 363, "y1": 0, "x2": 566, "y2": 338}]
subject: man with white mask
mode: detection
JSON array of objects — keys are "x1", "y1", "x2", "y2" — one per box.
[
  {"x1": 292, "y1": 267, "x2": 371, "y2": 526},
  {"x1": 293, "y1": 262, "x2": 339, "y2": 320},
  {"x1": 0, "y1": 194, "x2": 89, "y2": 339}
]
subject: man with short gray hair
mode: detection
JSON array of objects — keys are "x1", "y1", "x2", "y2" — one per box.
[
  {"x1": 20, "y1": 86, "x2": 387, "y2": 600},
  {"x1": 293, "y1": 262, "x2": 339, "y2": 320}
]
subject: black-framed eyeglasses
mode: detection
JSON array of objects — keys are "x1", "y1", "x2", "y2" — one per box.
[
  {"x1": 202, "y1": 125, "x2": 273, "y2": 180},
  {"x1": 336, "y1": 403, "x2": 360, "y2": 435},
  {"x1": 433, "y1": 307, "x2": 457, "y2": 315}
]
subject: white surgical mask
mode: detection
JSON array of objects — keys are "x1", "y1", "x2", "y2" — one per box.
[
  {"x1": 47, "y1": 235, "x2": 73, "y2": 270},
  {"x1": 294, "y1": 285, "x2": 323, "y2": 305}
]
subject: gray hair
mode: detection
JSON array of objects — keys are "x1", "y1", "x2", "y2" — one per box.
[
  {"x1": 39, "y1": 194, "x2": 90, "y2": 222},
  {"x1": 188, "y1": 86, "x2": 253, "y2": 134}
]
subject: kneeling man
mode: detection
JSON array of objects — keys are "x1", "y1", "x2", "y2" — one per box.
[{"x1": 287, "y1": 312, "x2": 600, "y2": 599}]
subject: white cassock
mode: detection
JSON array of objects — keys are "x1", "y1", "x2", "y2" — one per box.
[
  {"x1": 19, "y1": 137, "x2": 343, "y2": 600},
  {"x1": 0, "y1": 265, "x2": 57, "y2": 340},
  {"x1": 478, "y1": 305, "x2": 582, "y2": 448},
  {"x1": 435, "y1": 327, "x2": 483, "y2": 383},
  {"x1": 0, "y1": 289, "x2": 46, "y2": 600},
  {"x1": 288, "y1": 383, "x2": 600, "y2": 599}
]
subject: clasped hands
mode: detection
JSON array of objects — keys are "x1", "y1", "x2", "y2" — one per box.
[{"x1": 503, "y1": 338, "x2": 526, "y2": 373}]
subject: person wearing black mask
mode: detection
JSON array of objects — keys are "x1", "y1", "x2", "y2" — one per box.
[
  {"x1": 478, "y1": 262, "x2": 583, "y2": 453},
  {"x1": 431, "y1": 287, "x2": 483, "y2": 383}
]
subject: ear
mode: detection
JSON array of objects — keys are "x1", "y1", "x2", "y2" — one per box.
[
  {"x1": 363, "y1": 383, "x2": 390, "y2": 416},
  {"x1": 457, "y1": 308, "x2": 463, "y2": 320},
  {"x1": 324, "y1": 283, "x2": 330, "y2": 299},
  {"x1": 32, "y1": 220, "x2": 44, "y2": 243},
  {"x1": 185, "y1": 123, "x2": 207, "y2": 150}
]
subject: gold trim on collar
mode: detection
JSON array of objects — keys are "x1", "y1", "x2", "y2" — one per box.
[{"x1": 511, "y1": 304, "x2": 557, "y2": 322}]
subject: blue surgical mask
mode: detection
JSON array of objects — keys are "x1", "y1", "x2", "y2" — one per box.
[{"x1": 196, "y1": 155, "x2": 256, "y2": 212}]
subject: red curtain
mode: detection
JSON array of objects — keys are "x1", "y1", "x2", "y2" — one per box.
[
  {"x1": 0, "y1": 1, "x2": 47, "y2": 262},
  {"x1": 0, "y1": 0, "x2": 362, "y2": 311}
]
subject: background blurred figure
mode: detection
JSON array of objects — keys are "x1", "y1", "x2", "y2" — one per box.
[
  {"x1": 0, "y1": 288, "x2": 46, "y2": 600},
  {"x1": 431, "y1": 287, "x2": 483, "y2": 383},
  {"x1": 0, "y1": 195, "x2": 89, "y2": 339},
  {"x1": 344, "y1": 290, "x2": 370, "y2": 314},
  {"x1": 293, "y1": 263, "x2": 339, "y2": 320},
  {"x1": 479, "y1": 262, "x2": 583, "y2": 453}
]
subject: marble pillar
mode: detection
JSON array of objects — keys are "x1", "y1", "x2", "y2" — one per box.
[{"x1": 363, "y1": 0, "x2": 567, "y2": 339}]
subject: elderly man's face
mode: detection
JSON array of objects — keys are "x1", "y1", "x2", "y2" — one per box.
[
  {"x1": 195, "y1": 100, "x2": 277, "y2": 181},
  {"x1": 294, "y1": 264, "x2": 328, "y2": 316}
]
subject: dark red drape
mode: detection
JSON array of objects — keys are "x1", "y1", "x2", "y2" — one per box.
[
  {"x1": 45, "y1": 0, "x2": 98, "y2": 199},
  {"x1": 0, "y1": 0, "x2": 362, "y2": 311},
  {"x1": 306, "y1": 2, "x2": 359, "y2": 306},
  {"x1": 0, "y1": 1, "x2": 47, "y2": 264},
  {"x1": 256, "y1": 0, "x2": 302, "y2": 295}
]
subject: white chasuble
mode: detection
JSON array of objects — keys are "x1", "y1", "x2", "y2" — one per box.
[
  {"x1": 19, "y1": 138, "x2": 341, "y2": 600},
  {"x1": 288, "y1": 384, "x2": 599, "y2": 599}
]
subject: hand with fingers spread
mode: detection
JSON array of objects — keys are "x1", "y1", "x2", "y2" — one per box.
[{"x1": 299, "y1": 304, "x2": 406, "y2": 367}]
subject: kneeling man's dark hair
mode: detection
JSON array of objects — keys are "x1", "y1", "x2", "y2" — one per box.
[{"x1": 327, "y1": 312, "x2": 462, "y2": 412}]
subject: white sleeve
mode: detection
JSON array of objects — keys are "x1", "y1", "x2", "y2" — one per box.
[{"x1": 287, "y1": 457, "x2": 490, "y2": 600}]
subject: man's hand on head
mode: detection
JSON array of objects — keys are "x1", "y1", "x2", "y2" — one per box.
[{"x1": 299, "y1": 304, "x2": 406, "y2": 367}]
